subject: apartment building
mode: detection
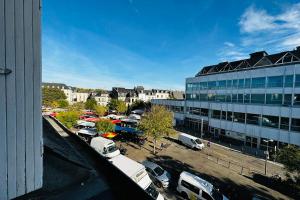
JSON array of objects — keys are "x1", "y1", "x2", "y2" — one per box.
[{"x1": 153, "y1": 47, "x2": 300, "y2": 150}]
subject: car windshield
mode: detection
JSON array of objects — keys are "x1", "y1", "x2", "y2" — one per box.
[
  {"x1": 195, "y1": 139, "x2": 202, "y2": 144},
  {"x1": 154, "y1": 166, "x2": 164, "y2": 176},
  {"x1": 211, "y1": 188, "x2": 223, "y2": 200},
  {"x1": 107, "y1": 144, "x2": 118, "y2": 153},
  {"x1": 145, "y1": 183, "x2": 159, "y2": 199}
]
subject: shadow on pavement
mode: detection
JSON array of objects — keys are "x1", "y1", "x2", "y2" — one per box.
[{"x1": 147, "y1": 155, "x2": 285, "y2": 200}]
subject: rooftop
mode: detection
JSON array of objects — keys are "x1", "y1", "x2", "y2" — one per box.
[{"x1": 196, "y1": 47, "x2": 300, "y2": 76}]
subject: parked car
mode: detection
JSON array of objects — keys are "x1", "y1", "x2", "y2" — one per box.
[
  {"x1": 76, "y1": 127, "x2": 98, "y2": 143},
  {"x1": 90, "y1": 136, "x2": 120, "y2": 158},
  {"x1": 75, "y1": 120, "x2": 95, "y2": 129},
  {"x1": 178, "y1": 133, "x2": 204, "y2": 150},
  {"x1": 142, "y1": 160, "x2": 171, "y2": 188},
  {"x1": 177, "y1": 171, "x2": 228, "y2": 200},
  {"x1": 110, "y1": 155, "x2": 164, "y2": 200}
]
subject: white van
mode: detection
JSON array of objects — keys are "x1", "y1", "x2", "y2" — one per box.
[
  {"x1": 90, "y1": 136, "x2": 120, "y2": 158},
  {"x1": 177, "y1": 171, "x2": 228, "y2": 200},
  {"x1": 178, "y1": 133, "x2": 204, "y2": 150},
  {"x1": 110, "y1": 155, "x2": 164, "y2": 200}
]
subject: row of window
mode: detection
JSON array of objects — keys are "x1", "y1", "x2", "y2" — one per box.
[
  {"x1": 164, "y1": 105, "x2": 184, "y2": 113},
  {"x1": 186, "y1": 74, "x2": 300, "y2": 91},
  {"x1": 186, "y1": 93, "x2": 300, "y2": 106},
  {"x1": 186, "y1": 107, "x2": 300, "y2": 132}
]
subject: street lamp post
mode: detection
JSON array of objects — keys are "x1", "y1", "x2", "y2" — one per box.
[
  {"x1": 200, "y1": 118, "x2": 203, "y2": 138},
  {"x1": 263, "y1": 139, "x2": 273, "y2": 175}
]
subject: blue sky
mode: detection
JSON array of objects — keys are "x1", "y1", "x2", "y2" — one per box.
[{"x1": 42, "y1": 0, "x2": 300, "y2": 90}]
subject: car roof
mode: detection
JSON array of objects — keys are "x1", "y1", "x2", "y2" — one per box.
[
  {"x1": 91, "y1": 136, "x2": 115, "y2": 145},
  {"x1": 179, "y1": 132, "x2": 199, "y2": 140},
  {"x1": 110, "y1": 155, "x2": 145, "y2": 178},
  {"x1": 142, "y1": 160, "x2": 160, "y2": 170},
  {"x1": 180, "y1": 171, "x2": 213, "y2": 194}
]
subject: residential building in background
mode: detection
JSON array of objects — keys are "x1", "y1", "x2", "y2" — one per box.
[
  {"x1": 42, "y1": 83, "x2": 183, "y2": 106},
  {"x1": 153, "y1": 47, "x2": 300, "y2": 150},
  {"x1": 95, "y1": 90, "x2": 110, "y2": 106}
]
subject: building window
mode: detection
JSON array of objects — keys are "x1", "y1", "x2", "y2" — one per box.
[
  {"x1": 233, "y1": 112, "x2": 245, "y2": 123},
  {"x1": 267, "y1": 76, "x2": 283, "y2": 88},
  {"x1": 226, "y1": 80, "x2": 232, "y2": 89},
  {"x1": 266, "y1": 93, "x2": 282, "y2": 105},
  {"x1": 283, "y1": 94, "x2": 292, "y2": 106},
  {"x1": 247, "y1": 113, "x2": 260, "y2": 125},
  {"x1": 238, "y1": 79, "x2": 244, "y2": 89},
  {"x1": 280, "y1": 117, "x2": 289, "y2": 131},
  {"x1": 232, "y1": 79, "x2": 238, "y2": 88},
  {"x1": 221, "y1": 111, "x2": 226, "y2": 120},
  {"x1": 200, "y1": 82, "x2": 208, "y2": 89},
  {"x1": 245, "y1": 78, "x2": 251, "y2": 88},
  {"x1": 244, "y1": 94, "x2": 250, "y2": 103},
  {"x1": 190, "y1": 107, "x2": 201, "y2": 115},
  {"x1": 262, "y1": 115, "x2": 279, "y2": 128},
  {"x1": 216, "y1": 94, "x2": 226, "y2": 102},
  {"x1": 208, "y1": 93, "x2": 215, "y2": 101},
  {"x1": 200, "y1": 93, "x2": 208, "y2": 101},
  {"x1": 226, "y1": 94, "x2": 232, "y2": 102},
  {"x1": 238, "y1": 94, "x2": 244, "y2": 103},
  {"x1": 212, "y1": 110, "x2": 221, "y2": 119},
  {"x1": 294, "y1": 94, "x2": 300, "y2": 105},
  {"x1": 251, "y1": 77, "x2": 266, "y2": 88},
  {"x1": 208, "y1": 81, "x2": 217, "y2": 89},
  {"x1": 227, "y1": 111, "x2": 233, "y2": 121},
  {"x1": 295, "y1": 75, "x2": 300, "y2": 87},
  {"x1": 218, "y1": 80, "x2": 226, "y2": 89},
  {"x1": 251, "y1": 94, "x2": 265, "y2": 104},
  {"x1": 232, "y1": 94, "x2": 238, "y2": 103},
  {"x1": 284, "y1": 75, "x2": 293, "y2": 87},
  {"x1": 201, "y1": 108, "x2": 208, "y2": 116},
  {"x1": 291, "y1": 118, "x2": 300, "y2": 132}
]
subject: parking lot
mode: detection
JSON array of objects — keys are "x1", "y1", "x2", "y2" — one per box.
[{"x1": 115, "y1": 133, "x2": 292, "y2": 200}]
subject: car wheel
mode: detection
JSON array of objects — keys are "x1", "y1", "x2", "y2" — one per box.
[{"x1": 181, "y1": 192, "x2": 189, "y2": 199}]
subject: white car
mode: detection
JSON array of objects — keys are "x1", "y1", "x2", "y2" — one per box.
[
  {"x1": 178, "y1": 133, "x2": 205, "y2": 150},
  {"x1": 177, "y1": 171, "x2": 228, "y2": 200},
  {"x1": 110, "y1": 155, "x2": 164, "y2": 200}
]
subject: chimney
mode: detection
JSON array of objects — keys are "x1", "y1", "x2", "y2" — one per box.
[{"x1": 249, "y1": 51, "x2": 268, "y2": 60}]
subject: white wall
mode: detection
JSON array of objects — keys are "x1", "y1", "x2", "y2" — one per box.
[{"x1": 0, "y1": 0, "x2": 43, "y2": 199}]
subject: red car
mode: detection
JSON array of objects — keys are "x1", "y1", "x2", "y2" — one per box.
[{"x1": 85, "y1": 117, "x2": 101, "y2": 122}]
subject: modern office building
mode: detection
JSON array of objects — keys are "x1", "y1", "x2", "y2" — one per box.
[{"x1": 153, "y1": 47, "x2": 300, "y2": 150}]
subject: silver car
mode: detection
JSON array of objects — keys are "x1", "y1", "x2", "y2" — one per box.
[{"x1": 142, "y1": 160, "x2": 171, "y2": 188}]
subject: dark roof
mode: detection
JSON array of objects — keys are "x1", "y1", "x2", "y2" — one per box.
[{"x1": 196, "y1": 47, "x2": 300, "y2": 76}]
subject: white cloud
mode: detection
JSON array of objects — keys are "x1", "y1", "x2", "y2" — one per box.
[
  {"x1": 224, "y1": 42, "x2": 235, "y2": 47},
  {"x1": 238, "y1": 3, "x2": 300, "y2": 49},
  {"x1": 239, "y1": 6, "x2": 276, "y2": 33}
]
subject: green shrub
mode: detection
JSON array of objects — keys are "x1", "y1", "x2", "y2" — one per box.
[{"x1": 57, "y1": 111, "x2": 80, "y2": 128}]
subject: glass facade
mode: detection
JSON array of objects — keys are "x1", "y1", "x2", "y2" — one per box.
[
  {"x1": 280, "y1": 117, "x2": 289, "y2": 130},
  {"x1": 291, "y1": 118, "x2": 300, "y2": 132},
  {"x1": 285, "y1": 75, "x2": 293, "y2": 87},
  {"x1": 251, "y1": 94, "x2": 265, "y2": 104},
  {"x1": 266, "y1": 93, "x2": 282, "y2": 105},
  {"x1": 251, "y1": 77, "x2": 265, "y2": 88},
  {"x1": 267, "y1": 76, "x2": 283, "y2": 88},
  {"x1": 294, "y1": 94, "x2": 300, "y2": 105},
  {"x1": 186, "y1": 74, "x2": 300, "y2": 92}
]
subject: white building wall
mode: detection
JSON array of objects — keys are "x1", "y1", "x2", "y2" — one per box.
[{"x1": 0, "y1": 0, "x2": 43, "y2": 199}]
